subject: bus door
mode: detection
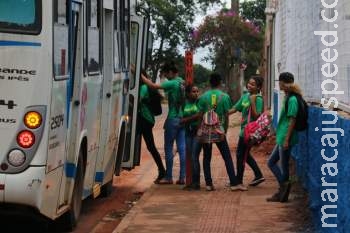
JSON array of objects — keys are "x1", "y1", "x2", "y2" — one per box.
[
  {"x1": 121, "y1": 15, "x2": 146, "y2": 168},
  {"x1": 81, "y1": 0, "x2": 104, "y2": 195},
  {"x1": 50, "y1": 0, "x2": 82, "y2": 172},
  {"x1": 57, "y1": 0, "x2": 83, "y2": 208},
  {"x1": 92, "y1": 0, "x2": 116, "y2": 196},
  {"x1": 131, "y1": 16, "x2": 151, "y2": 167}
]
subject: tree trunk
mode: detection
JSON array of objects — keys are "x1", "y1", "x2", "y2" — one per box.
[
  {"x1": 231, "y1": 0, "x2": 239, "y2": 12},
  {"x1": 227, "y1": 64, "x2": 241, "y2": 103}
]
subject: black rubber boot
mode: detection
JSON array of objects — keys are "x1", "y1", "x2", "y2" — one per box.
[
  {"x1": 266, "y1": 186, "x2": 282, "y2": 202},
  {"x1": 280, "y1": 181, "x2": 292, "y2": 203}
]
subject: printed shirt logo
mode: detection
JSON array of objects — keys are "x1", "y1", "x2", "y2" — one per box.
[{"x1": 242, "y1": 99, "x2": 250, "y2": 108}]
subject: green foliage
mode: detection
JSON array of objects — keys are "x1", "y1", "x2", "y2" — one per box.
[
  {"x1": 189, "y1": 9, "x2": 263, "y2": 71},
  {"x1": 188, "y1": 8, "x2": 264, "y2": 101},
  {"x1": 193, "y1": 64, "x2": 211, "y2": 87},
  {"x1": 240, "y1": 0, "x2": 267, "y2": 29},
  {"x1": 138, "y1": 0, "x2": 221, "y2": 80}
]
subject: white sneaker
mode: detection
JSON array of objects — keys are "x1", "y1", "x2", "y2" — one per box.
[
  {"x1": 206, "y1": 185, "x2": 215, "y2": 191},
  {"x1": 238, "y1": 184, "x2": 248, "y2": 191},
  {"x1": 230, "y1": 185, "x2": 240, "y2": 191}
]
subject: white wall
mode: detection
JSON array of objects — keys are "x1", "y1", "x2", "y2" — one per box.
[{"x1": 272, "y1": 0, "x2": 350, "y2": 109}]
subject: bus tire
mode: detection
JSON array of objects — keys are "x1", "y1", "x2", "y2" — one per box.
[
  {"x1": 61, "y1": 153, "x2": 84, "y2": 231},
  {"x1": 100, "y1": 179, "x2": 113, "y2": 197},
  {"x1": 100, "y1": 145, "x2": 116, "y2": 197}
]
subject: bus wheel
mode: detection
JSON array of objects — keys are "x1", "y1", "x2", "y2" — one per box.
[
  {"x1": 61, "y1": 153, "x2": 84, "y2": 231},
  {"x1": 100, "y1": 179, "x2": 113, "y2": 197}
]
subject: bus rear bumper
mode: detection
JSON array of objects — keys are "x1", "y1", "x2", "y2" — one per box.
[{"x1": 0, "y1": 166, "x2": 60, "y2": 220}]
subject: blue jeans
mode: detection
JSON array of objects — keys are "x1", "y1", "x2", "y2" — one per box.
[
  {"x1": 185, "y1": 133, "x2": 202, "y2": 186},
  {"x1": 202, "y1": 138, "x2": 238, "y2": 186},
  {"x1": 267, "y1": 145, "x2": 291, "y2": 184},
  {"x1": 164, "y1": 118, "x2": 186, "y2": 180}
]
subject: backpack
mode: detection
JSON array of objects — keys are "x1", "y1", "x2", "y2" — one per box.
[
  {"x1": 243, "y1": 110, "x2": 272, "y2": 146},
  {"x1": 196, "y1": 94, "x2": 225, "y2": 143},
  {"x1": 146, "y1": 87, "x2": 162, "y2": 116},
  {"x1": 285, "y1": 93, "x2": 308, "y2": 131}
]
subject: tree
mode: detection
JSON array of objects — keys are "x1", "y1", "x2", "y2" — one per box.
[
  {"x1": 238, "y1": 0, "x2": 267, "y2": 79},
  {"x1": 138, "y1": 0, "x2": 221, "y2": 80},
  {"x1": 188, "y1": 9, "x2": 264, "y2": 101},
  {"x1": 240, "y1": 0, "x2": 267, "y2": 29},
  {"x1": 193, "y1": 64, "x2": 212, "y2": 88}
]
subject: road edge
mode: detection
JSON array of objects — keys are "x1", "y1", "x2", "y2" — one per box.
[{"x1": 112, "y1": 184, "x2": 157, "y2": 233}]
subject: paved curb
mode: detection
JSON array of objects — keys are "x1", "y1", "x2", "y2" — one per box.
[{"x1": 112, "y1": 184, "x2": 157, "y2": 233}]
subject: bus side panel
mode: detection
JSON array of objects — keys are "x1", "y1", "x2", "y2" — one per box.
[
  {"x1": 82, "y1": 78, "x2": 103, "y2": 192},
  {"x1": 40, "y1": 167, "x2": 65, "y2": 219},
  {"x1": 102, "y1": 74, "x2": 124, "y2": 183},
  {"x1": 47, "y1": 81, "x2": 68, "y2": 172}
]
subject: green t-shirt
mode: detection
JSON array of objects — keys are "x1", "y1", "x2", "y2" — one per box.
[
  {"x1": 183, "y1": 100, "x2": 200, "y2": 133},
  {"x1": 160, "y1": 76, "x2": 184, "y2": 119},
  {"x1": 197, "y1": 89, "x2": 232, "y2": 131},
  {"x1": 139, "y1": 84, "x2": 155, "y2": 124},
  {"x1": 276, "y1": 95, "x2": 298, "y2": 146},
  {"x1": 233, "y1": 93, "x2": 264, "y2": 137}
]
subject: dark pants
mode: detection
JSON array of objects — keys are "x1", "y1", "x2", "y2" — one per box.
[
  {"x1": 236, "y1": 137, "x2": 263, "y2": 184},
  {"x1": 202, "y1": 138, "x2": 238, "y2": 186},
  {"x1": 185, "y1": 131, "x2": 202, "y2": 186},
  {"x1": 139, "y1": 116, "x2": 165, "y2": 175}
]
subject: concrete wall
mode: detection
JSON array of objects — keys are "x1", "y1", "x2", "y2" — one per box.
[
  {"x1": 272, "y1": 0, "x2": 350, "y2": 109},
  {"x1": 293, "y1": 106, "x2": 349, "y2": 232},
  {"x1": 268, "y1": 0, "x2": 350, "y2": 231}
]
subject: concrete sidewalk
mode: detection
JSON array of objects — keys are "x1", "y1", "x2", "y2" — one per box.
[{"x1": 112, "y1": 114, "x2": 311, "y2": 233}]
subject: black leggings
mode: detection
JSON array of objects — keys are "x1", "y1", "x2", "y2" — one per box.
[
  {"x1": 138, "y1": 116, "x2": 165, "y2": 174},
  {"x1": 236, "y1": 137, "x2": 263, "y2": 184}
]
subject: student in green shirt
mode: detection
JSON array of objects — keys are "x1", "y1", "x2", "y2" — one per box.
[
  {"x1": 197, "y1": 73, "x2": 241, "y2": 191},
  {"x1": 181, "y1": 85, "x2": 202, "y2": 190},
  {"x1": 267, "y1": 72, "x2": 300, "y2": 202},
  {"x1": 138, "y1": 71, "x2": 166, "y2": 184},
  {"x1": 228, "y1": 76, "x2": 265, "y2": 189},
  {"x1": 141, "y1": 62, "x2": 186, "y2": 185}
]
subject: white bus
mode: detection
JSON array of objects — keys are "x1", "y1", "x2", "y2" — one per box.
[{"x1": 0, "y1": 0, "x2": 149, "y2": 229}]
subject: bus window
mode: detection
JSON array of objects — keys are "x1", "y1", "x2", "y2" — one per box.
[
  {"x1": 118, "y1": 0, "x2": 129, "y2": 72},
  {"x1": 129, "y1": 22, "x2": 139, "y2": 89},
  {"x1": 87, "y1": 0, "x2": 101, "y2": 75},
  {"x1": 114, "y1": 31, "x2": 121, "y2": 72},
  {"x1": 53, "y1": 0, "x2": 69, "y2": 80},
  {"x1": 0, "y1": 0, "x2": 41, "y2": 35},
  {"x1": 123, "y1": 0, "x2": 130, "y2": 71},
  {"x1": 113, "y1": 0, "x2": 121, "y2": 72}
]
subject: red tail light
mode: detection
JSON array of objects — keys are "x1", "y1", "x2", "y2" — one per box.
[{"x1": 17, "y1": 130, "x2": 35, "y2": 148}]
